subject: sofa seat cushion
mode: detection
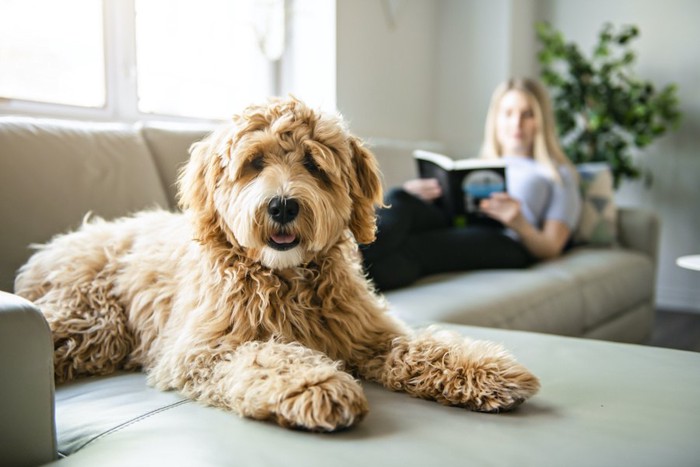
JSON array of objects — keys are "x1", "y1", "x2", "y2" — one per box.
[
  {"x1": 385, "y1": 268, "x2": 584, "y2": 336},
  {"x1": 384, "y1": 247, "x2": 654, "y2": 337},
  {"x1": 0, "y1": 117, "x2": 170, "y2": 292},
  {"x1": 542, "y1": 247, "x2": 655, "y2": 331},
  {"x1": 49, "y1": 325, "x2": 700, "y2": 466}
]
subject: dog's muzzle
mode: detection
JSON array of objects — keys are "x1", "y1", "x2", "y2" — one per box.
[{"x1": 267, "y1": 196, "x2": 301, "y2": 251}]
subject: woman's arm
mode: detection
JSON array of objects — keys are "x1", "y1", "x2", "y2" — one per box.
[
  {"x1": 508, "y1": 217, "x2": 571, "y2": 260},
  {"x1": 480, "y1": 193, "x2": 570, "y2": 260}
]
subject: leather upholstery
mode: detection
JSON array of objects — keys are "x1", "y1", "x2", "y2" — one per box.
[
  {"x1": 42, "y1": 324, "x2": 700, "y2": 467},
  {"x1": 0, "y1": 291, "x2": 56, "y2": 466}
]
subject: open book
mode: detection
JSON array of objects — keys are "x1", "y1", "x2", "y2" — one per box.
[{"x1": 413, "y1": 150, "x2": 507, "y2": 228}]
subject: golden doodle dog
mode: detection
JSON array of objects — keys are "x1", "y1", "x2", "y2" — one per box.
[{"x1": 15, "y1": 97, "x2": 539, "y2": 431}]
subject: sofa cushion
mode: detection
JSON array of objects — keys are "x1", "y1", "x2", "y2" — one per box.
[
  {"x1": 369, "y1": 143, "x2": 425, "y2": 189},
  {"x1": 49, "y1": 325, "x2": 700, "y2": 466},
  {"x1": 139, "y1": 122, "x2": 215, "y2": 209},
  {"x1": 0, "y1": 117, "x2": 169, "y2": 292},
  {"x1": 575, "y1": 163, "x2": 617, "y2": 246},
  {"x1": 384, "y1": 247, "x2": 653, "y2": 339},
  {"x1": 543, "y1": 247, "x2": 655, "y2": 331},
  {"x1": 386, "y1": 268, "x2": 584, "y2": 337}
]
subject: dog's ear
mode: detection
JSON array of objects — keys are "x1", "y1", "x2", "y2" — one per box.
[
  {"x1": 178, "y1": 126, "x2": 232, "y2": 244},
  {"x1": 348, "y1": 137, "x2": 384, "y2": 244}
]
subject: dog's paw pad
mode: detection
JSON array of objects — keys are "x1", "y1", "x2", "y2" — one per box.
[{"x1": 276, "y1": 373, "x2": 369, "y2": 432}]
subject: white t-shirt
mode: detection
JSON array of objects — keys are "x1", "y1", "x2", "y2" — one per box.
[{"x1": 503, "y1": 156, "x2": 581, "y2": 235}]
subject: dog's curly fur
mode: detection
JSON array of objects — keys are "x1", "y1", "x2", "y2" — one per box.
[{"x1": 15, "y1": 97, "x2": 539, "y2": 431}]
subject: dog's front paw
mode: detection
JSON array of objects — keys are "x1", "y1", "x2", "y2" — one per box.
[
  {"x1": 276, "y1": 371, "x2": 369, "y2": 432},
  {"x1": 389, "y1": 332, "x2": 540, "y2": 412},
  {"x1": 463, "y1": 356, "x2": 540, "y2": 413},
  {"x1": 444, "y1": 340, "x2": 540, "y2": 413}
]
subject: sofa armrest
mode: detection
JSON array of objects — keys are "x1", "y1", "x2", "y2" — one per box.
[
  {"x1": 0, "y1": 291, "x2": 57, "y2": 466},
  {"x1": 616, "y1": 207, "x2": 660, "y2": 263}
]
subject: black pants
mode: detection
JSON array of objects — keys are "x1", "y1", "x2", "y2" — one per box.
[{"x1": 361, "y1": 188, "x2": 535, "y2": 291}]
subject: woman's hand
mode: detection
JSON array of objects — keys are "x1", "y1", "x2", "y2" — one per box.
[
  {"x1": 479, "y1": 192, "x2": 524, "y2": 228},
  {"x1": 403, "y1": 178, "x2": 442, "y2": 201}
]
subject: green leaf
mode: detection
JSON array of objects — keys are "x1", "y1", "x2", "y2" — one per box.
[{"x1": 535, "y1": 21, "x2": 683, "y2": 188}]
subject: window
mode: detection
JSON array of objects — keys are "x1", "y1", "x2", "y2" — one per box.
[
  {"x1": 134, "y1": 0, "x2": 277, "y2": 119},
  {"x1": 0, "y1": 0, "x2": 335, "y2": 122},
  {"x1": 0, "y1": 0, "x2": 106, "y2": 108}
]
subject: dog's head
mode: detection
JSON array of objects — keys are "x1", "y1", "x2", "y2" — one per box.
[{"x1": 178, "y1": 97, "x2": 383, "y2": 270}]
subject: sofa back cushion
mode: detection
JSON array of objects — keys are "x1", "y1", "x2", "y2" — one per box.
[
  {"x1": 139, "y1": 122, "x2": 215, "y2": 209},
  {"x1": 0, "y1": 117, "x2": 170, "y2": 292},
  {"x1": 574, "y1": 163, "x2": 618, "y2": 246}
]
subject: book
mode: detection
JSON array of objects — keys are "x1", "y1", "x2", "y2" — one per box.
[{"x1": 413, "y1": 149, "x2": 507, "y2": 228}]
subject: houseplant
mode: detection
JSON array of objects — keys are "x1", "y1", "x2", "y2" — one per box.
[{"x1": 535, "y1": 22, "x2": 682, "y2": 187}]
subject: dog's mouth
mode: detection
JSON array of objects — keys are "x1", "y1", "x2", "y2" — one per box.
[{"x1": 267, "y1": 232, "x2": 300, "y2": 251}]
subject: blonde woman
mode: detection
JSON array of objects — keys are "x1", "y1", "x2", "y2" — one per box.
[{"x1": 362, "y1": 78, "x2": 581, "y2": 291}]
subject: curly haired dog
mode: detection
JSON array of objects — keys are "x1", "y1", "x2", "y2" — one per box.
[{"x1": 15, "y1": 97, "x2": 539, "y2": 431}]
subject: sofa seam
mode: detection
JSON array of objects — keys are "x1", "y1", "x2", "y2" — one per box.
[
  {"x1": 135, "y1": 124, "x2": 177, "y2": 210},
  {"x1": 72, "y1": 399, "x2": 193, "y2": 453}
]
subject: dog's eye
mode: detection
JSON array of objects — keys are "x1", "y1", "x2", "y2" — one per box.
[
  {"x1": 303, "y1": 150, "x2": 332, "y2": 186},
  {"x1": 249, "y1": 155, "x2": 265, "y2": 171},
  {"x1": 303, "y1": 152, "x2": 321, "y2": 175}
]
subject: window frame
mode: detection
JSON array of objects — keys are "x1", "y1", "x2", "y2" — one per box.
[{"x1": 0, "y1": 0, "x2": 311, "y2": 124}]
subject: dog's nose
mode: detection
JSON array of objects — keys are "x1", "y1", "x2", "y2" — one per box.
[{"x1": 267, "y1": 197, "x2": 299, "y2": 225}]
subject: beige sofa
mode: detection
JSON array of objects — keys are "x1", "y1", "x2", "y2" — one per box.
[
  {"x1": 1, "y1": 116, "x2": 658, "y2": 343},
  {"x1": 2, "y1": 116, "x2": 684, "y2": 467}
]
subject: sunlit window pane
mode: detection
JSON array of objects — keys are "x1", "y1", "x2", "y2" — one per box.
[
  {"x1": 0, "y1": 0, "x2": 105, "y2": 108},
  {"x1": 135, "y1": 0, "x2": 275, "y2": 120},
  {"x1": 283, "y1": 0, "x2": 335, "y2": 112}
]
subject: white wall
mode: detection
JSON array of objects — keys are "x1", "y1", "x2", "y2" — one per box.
[
  {"x1": 434, "y1": 0, "x2": 508, "y2": 154},
  {"x1": 335, "y1": 0, "x2": 700, "y2": 312},
  {"x1": 538, "y1": 0, "x2": 700, "y2": 311},
  {"x1": 282, "y1": 0, "x2": 337, "y2": 112},
  {"x1": 434, "y1": 0, "x2": 541, "y2": 155},
  {"x1": 336, "y1": 0, "x2": 438, "y2": 141}
]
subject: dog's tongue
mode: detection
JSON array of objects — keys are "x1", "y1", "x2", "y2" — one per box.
[{"x1": 271, "y1": 233, "x2": 296, "y2": 244}]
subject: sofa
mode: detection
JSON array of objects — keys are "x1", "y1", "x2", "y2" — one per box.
[
  {"x1": 0, "y1": 116, "x2": 658, "y2": 343},
  {"x1": 2, "y1": 116, "x2": 690, "y2": 467}
]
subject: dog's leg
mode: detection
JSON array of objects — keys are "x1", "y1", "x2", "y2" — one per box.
[
  {"x1": 150, "y1": 339, "x2": 368, "y2": 432},
  {"x1": 359, "y1": 327, "x2": 540, "y2": 412},
  {"x1": 17, "y1": 261, "x2": 135, "y2": 383},
  {"x1": 32, "y1": 278, "x2": 135, "y2": 383},
  {"x1": 15, "y1": 218, "x2": 141, "y2": 382}
]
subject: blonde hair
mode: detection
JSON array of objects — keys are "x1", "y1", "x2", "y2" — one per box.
[{"x1": 480, "y1": 78, "x2": 573, "y2": 182}]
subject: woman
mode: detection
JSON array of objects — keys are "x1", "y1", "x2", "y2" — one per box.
[{"x1": 362, "y1": 78, "x2": 581, "y2": 291}]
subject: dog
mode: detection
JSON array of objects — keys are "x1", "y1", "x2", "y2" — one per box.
[{"x1": 15, "y1": 97, "x2": 539, "y2": 431}]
